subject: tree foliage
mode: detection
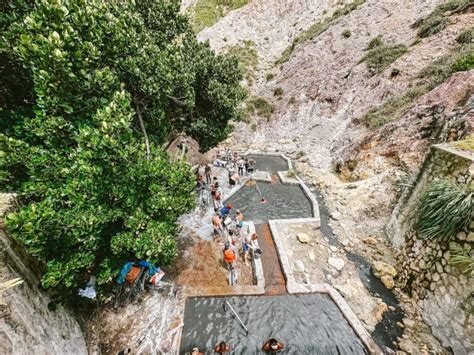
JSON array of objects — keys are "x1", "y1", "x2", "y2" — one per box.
[{"x1": 0, "y1": 0, "x2": 244, "y2": 295}]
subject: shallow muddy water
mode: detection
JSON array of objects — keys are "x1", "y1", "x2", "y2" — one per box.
[
  {"x1": 179, "y1": 294, "x2": 368, "y2": 354},
  {"x1": 247, "y1": 154, "x2": 289, "y2": 173},
  {"x1": 225, "y1": 182, "x2": 313, "y2": 224}
]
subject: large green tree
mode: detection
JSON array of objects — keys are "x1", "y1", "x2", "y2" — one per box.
[{"x1": 0, "y1": 0, "x2": 244, "y2": 296}]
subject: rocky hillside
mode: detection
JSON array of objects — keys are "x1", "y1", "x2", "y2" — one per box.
[{"x1": 186, "y1": 0, "x2": 473, "y2": 352}]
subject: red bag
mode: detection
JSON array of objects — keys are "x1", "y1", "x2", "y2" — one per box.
[{"x1": 125, "y1": 266, "x2": 141, "y2": 283}]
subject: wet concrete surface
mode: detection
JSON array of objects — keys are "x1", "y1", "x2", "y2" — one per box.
[{"x1": 180, "y1": 294, "x2": 368, "y2": 355}]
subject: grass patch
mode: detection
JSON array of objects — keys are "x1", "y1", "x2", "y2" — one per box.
[
  {"x1": 275, "y1": 0, "x2": 366, "y2": 65},
  {"x1": 456, "y1": 27, "x2": 474, "y2": 44},
  {"x1": 414, "y1": 179, "x2": 472, "y2": 241},
  {"x1": 342, "y1": 29, "x2": 352, "y2": 38},
  {"x1": 266, "y1": 73, "x2": 275, "y2": 81},
  {"x1": 287, "y1": 169, "x2": 297, "y2": 178},
  {"x1": 365, "y1": 35, "x2": 383, "y2": 50},
  {"x1": 245, "y1": 96, "x2": 274, "y2": 120},
  {"x1": 413, "y1": 0, "x2": 472, "y2": 38},
  {"x1": 359, "y1": 43, "x2": 408, "y2": 74},
  {"x1": 359, "y1": 41, "x2": 472, "y2": 129},
  {"x1": 193, "y1": 0, "x2": 249, "y2": 33},
  {"x1": 418, "y1": 43, "x2": 474, "y2": 85},
  {"x1": 453, "y1": 135, "x2": 474, "y2": 152},
  {"x1": 226, "y1": 40, "x2": 258, "y2": 86},
  {"x1": 360, "y1": 87, "x2": 426, "y2": 128},
  {"x1": 273, "y1": 87, "x2": 284, "y2": 97},
  {"x1": 449, "y1": 243, "x2": 474, "y2": 276}
]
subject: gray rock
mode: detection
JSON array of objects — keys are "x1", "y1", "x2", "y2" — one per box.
[
  {"x1": 295, "y1": 260, "x2": 306, "y2": 273},
  {"x1": 328, "y1": 257, "x2": 345, "y2": 271},
  {"x1": 432, "y1": 273, "x2": 441, "y2": 282},
  {"x1": 297, "y1": 233, "x2": 311, "y2": 243}
]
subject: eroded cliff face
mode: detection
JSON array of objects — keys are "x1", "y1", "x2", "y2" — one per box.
[{"x1": 0, "y1": 194, "x2": 87, "y2": 355}]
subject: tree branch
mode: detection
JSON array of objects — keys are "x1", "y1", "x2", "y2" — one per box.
[{"x1": 134, "y1": 98, "x2": 151, "y2": 159}]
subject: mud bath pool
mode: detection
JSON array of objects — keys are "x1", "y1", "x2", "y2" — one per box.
[
  {"x1": 179, "y1": 294, "x2": 368, "y2": 354},
  {"x1": 225, "y1": 182, "x2": 313, "y2": 224},
  {"x1": 247, "y1": 154, "x2": 289, "y2": 173}
]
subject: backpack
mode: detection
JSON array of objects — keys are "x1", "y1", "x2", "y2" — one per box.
[
  {"x1": 125, "y1": 266, "x2": 141, "y2": 284},
  {"x1": 215, "y1": 191, "x2": 221, "y2": 200},
  {"x1": 224, "y1": 249, "x2": 236, "y2": 263}
]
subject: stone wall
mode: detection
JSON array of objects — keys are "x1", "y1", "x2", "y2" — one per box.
[
  {"x1": 388, "y1": 144, "x2": 473, "y2": 354},
  {"x1": 0, "y1": 193, "x2": 88, "y2": 355}
]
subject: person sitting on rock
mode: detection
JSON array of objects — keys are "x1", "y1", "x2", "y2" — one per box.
[
  {"x1": 262, "y1": 338, "x2": 284, "y2": 353},
  {"x1": 214, "y1": 341, "x2": 231, "y2": 353}
]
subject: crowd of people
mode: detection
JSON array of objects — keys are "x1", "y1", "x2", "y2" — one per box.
[{"x1": 188, "y1": 149, "x2": 285, "y2": 354}]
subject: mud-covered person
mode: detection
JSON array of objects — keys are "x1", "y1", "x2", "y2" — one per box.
[
  {"x1": 214, "y1": 341, "x2": 231, "y2": 353},
  {"x1": 262, "y1": 338, "x2": 285, "y2": 353}
]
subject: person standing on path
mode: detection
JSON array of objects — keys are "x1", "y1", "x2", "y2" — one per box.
[{"x1": 204, "y1": 164, "x2": 212, "y2": 184}]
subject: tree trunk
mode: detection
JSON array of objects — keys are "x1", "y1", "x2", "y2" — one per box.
[{"x1": 135, "y1": 100, "x2": 150, "y2": 159}]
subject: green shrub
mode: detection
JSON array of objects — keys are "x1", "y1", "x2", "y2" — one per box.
[
  {"x1": 273, "y1": 87, "x2": 284, "y2": 96},
  {"x1": 455, "y1": 27, "x2": 474, "y2": 44},
  {"x1": 360, "y1": 87, "x2": 426, "y2": 128},
  {"x1": 417, "y1": 16, "x2": 449, "y2": 38},
  {"x1": 296, "y1": 150, "x2": 305, "y2": 158},
  {"x1": 287, "y1": 169, "x2": 297, "y2": 178},
  {"x1": 359, "y1": 44, "x2": 408, "y2": 74},
  {"x1": 365, "y1": 35, "x2": 383, "y2": 50},
  {"x1": 451, "y1": 53, "x2": 474, "y2": 72},
  {"x1": 193, "y1": 0, "x2": 249, "y2": 32},
  {"x1": 245, "y1": 96, "x2": 274, "y2": 119},
  {"x1": 453, "y1": 135, "x2": 474, "y2": 152},
  {"x1": 418, "y1": 44, "x2": 474, "y2": 85},
  {"x1": 449, "y1": 243, "x2": 474, "y2": 276},
  {"x1": 342, "y1": 29, "x2": 352, "y2": 38},
  {"x1": 288, "y1": 97, "x2": 296, "y2": 104},
  {"x1": 266, "y1": 73, "x2": 275, "y2": 81},
  {"x1": 413, "y1": 0, "x2": 471, "y2": 38},
  {"x1": 414, "y1": 179, "x2": 473, "y2": 241},
  {"x1": 226, "y1": 40, "x2": 258, "y2": 86},
  {"x1": 250, "y1": 122, "x2": 258, "y2": 132}
]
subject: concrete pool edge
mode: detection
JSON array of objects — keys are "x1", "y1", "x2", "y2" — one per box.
[{"x1": 268, "y1": 219, "x2": 382, "y2": 355}]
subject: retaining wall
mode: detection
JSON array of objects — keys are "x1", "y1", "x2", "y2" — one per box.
[{"x1": 387, "y1": 144, "x2": 473, "y2": 354}]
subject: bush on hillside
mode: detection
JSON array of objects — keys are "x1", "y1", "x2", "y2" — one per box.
[
  {"x1": 359, "y1": 44, "x2": 408, "y2": 74},
  {"x1": 414, "y1": 179, "x2": 472, "y2": 241}
]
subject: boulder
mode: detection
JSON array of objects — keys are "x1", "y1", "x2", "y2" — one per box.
[
  {"x1": 372, "y1": 261, "x2": 397, "y2": 278},
  {"x1": 381, "y1": 275, "x2": 395, "y2": 289},
  {"x1": 297, "y1": 233, "x2": 311, "y2": 243},
  {"x1": 372, "y1": 301, "x2": 388, "y2": 322},
  {"x1": 363, "y1": 236, "x2": 377, "y2": 245},
  {"x1": 328, "y1": 257, "x2": 345, "y2": 271}
]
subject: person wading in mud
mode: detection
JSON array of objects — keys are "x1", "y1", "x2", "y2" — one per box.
[
  {"x1": 214, "y1": 341, "x2": 231, "y2": 353},
  {"x1": 262, "y1": 339, "x2": 285, "y2": 353}
]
